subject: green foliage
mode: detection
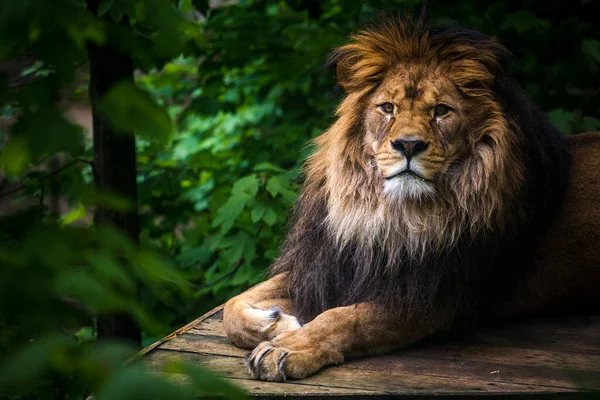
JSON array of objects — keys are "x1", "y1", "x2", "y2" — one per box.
[
  {"x1": 100, "y1": 81, "x2": 173, "y2": 145},
  {"x1": 0, "y1": 0, "x2": 598, "y2": 399}
]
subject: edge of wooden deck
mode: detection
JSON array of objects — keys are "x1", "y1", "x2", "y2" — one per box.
[{"x1": 130, "y1": 304, "x2": 225, "y2": 363}]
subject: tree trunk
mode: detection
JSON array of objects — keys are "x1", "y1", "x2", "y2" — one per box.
[{"x1": 86, "y1": 0, "x2": 141, "y2": 347}]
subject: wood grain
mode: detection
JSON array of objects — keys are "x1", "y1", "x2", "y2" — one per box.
[{"x1": 140, "y1": 307, "x2": 600, "y2": 398}]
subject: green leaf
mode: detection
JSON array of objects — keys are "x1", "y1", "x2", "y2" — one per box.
[
  {"x1": 60, "y1": 202, "x2": 87, "y2": 226},
  {"x1": 109, "y1": 2, "x2": 125, "y2": 22},
  {"x1": 501, "y1": 11, "x2": 550, "y2": 34},
  {"x1": 144, "y1": 0, "x2": 192, "y2": 57},
  {"x1": 180, "y1": 0, "x2": 194, "y2": 12},
  {"x1": 188, "y1": 95, "x2": 222, "y2": 115},
  {"x1": 188, "y1": 151, "x2": 220, "y2": 169},
  {"x1": 136, "y1": 250, "x2": 190, "y2": 292},
  {"x1": 177, "y1": 245, "x2": 212, "y2": 268},
  {"x1": 253, "y1": 162, "x2": 285, "y2": 173},
  {"x1": 178, "y1": 362, "x2": 247, "y2": 398},
  {"x1": 265, "y1": 249, "x2": 280, "y2": 260},
  {"x1": 23, "y1": 226, "x2": 73, "y2": 268},
  {"x1": 212, "y1": 193, "x2": 251, "y2": 233},
  {"x1": 75, "y1": 326, "x2": 96, "y2": 344},
  {"x1": 266, "y1": 175, "x2": 285, "y2": 197},
  {"x1": 86, "y1": 252, "x2": 136, "y2": 294},
  {"x1": 0, "y1": 136, "x2": 30, "y2": 175},
  {"x1": 0, "y1": 335, "x2": 71, "y2": 390},
  {"x1": 232, "y1": 174, "x2": 259, "y2": 197},
  {"x1": 251, "y1": 202, "x2": 267, "y2": 223},
  {"x1": 205, "y1": 233, "x2": 225, "y2": 252},
  {"x1": 15, "y1": 110, "x2": 84, "y2": 158},
  {"x1": 547, "y1": 109, "x2": 575, "y2": 135},
  {"x1": 100, "y1": 81, "x2": 173, "y2": 145},
  {"x1": 94, "y1": 225, "x2": 137, "y2": 259},
  {"x1": 266, "y1": 174, "x2": 296, "y2": 201},
  {"x1": 122, "y1": 0, "x2": 137, "y2": 18},
  {"x1": 581, "y1": 116, "x2": 600, "y2": 132},
  {"x1": 222, "y1": 231, "x2": 256, "y2": 263},
  {"x1": 262, "y1": 207, "x2": 277, "y2": 226},
  {"x1": 81, "y1": 187, "x2": 135, "y2": 212},
  {"x1": 86, "y1": 342, "x2": 136, "y2": 367},
  {"x1": 97, "y1": 0, "x2": 115, "y2": 17},
  {"x1": 582, "y1": 39, "x2": 600, "y2": 65},
  {"x1": 96, "y1": 365, "x2": 194, "y2": 400},
  {"x1": 54, "y1": 270, "x2": 127, "y2": 312}
]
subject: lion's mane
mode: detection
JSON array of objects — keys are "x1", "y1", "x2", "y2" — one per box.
[{"x1": 270, "y1": 17, "x2": 569, "y2": 327}]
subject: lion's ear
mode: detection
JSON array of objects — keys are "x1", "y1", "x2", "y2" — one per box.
[
  {"x1": 335, "y1": 55, "x2": 353, "y2": 93},
  {"x1": 328, "y1": 47, "x2": 357, "y2": 93},
  {"x1": 328, "y1": 44, "x2": 387, "y2": 93},
  {"x1": 436, "y1": 31, "x2": 512, "y2": 91}
]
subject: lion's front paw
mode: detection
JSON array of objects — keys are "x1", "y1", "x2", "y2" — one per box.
[
  {"x1": 243, "y1": 306, "x2": 302, "y2": 339},
  {"x1": 245, "y1": 330, "x2": 343, "y2": 382}
]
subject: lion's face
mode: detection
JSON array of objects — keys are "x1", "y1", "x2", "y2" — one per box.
[
  {"x1": 312, "y1": 18, "x2": 524, "y2": 256},
  {"x1": 364, "y1": 68, "x2": 469, "y2": 200}
]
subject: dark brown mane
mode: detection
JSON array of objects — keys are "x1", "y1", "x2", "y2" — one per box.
[{"x1": 270, "y1": 16, "x2": 569, "y2": 327}]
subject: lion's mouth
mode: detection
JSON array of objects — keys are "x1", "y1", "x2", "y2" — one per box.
[{"x1": 385, "y1": 170, "x2": 431, "y2": 182}]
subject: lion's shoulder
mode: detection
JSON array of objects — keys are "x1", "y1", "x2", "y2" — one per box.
[
  {"x1": 567, "y1": 131, "x2": 600, "y2": 148},
  {"x1": 567, "y1": 132, "x2": 600, "y2": 183},
  {"x1": 566, "y1": 132, "x2": 600, "y2": 199}
]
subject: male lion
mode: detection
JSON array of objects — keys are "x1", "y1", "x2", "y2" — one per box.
[{"x1": 223, "y1": 16, "x2": 600, "y2": 382}]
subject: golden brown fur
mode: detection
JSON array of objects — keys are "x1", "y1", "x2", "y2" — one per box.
[{"x1": 223, "y1": 16, "x2": 600, "y2": 382}]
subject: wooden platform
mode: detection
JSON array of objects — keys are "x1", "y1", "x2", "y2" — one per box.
[{"x1": 142, "y1": 306, "x2": 600, "y2": 398}]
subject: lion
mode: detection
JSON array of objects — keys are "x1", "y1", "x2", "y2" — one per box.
[{"x1": 222, "y1": 16, "x2": 600, "y2": 382}]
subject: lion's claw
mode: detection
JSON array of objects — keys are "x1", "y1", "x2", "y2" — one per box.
[
  {"x1": 276, "y1": 349, "x2": 289, "y2": 380},
  {"x1": 246, "y1": 346, "x2": 274, "y2": 379},
  {"x1": 246, "y1": 342, "x2": 290, "y2": 381}
]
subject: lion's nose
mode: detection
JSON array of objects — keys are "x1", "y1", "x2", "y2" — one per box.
[{"x1": 390, "y1": 139, "x2": 429, "y2": 160}]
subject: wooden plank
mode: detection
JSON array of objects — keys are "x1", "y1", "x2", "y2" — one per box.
[
  {"x1": 398, "y1": 343, "x2": 600, "y2": 372},
  {"x1": 188, "y1": 318, "x2": 227, "y2": 338},
  {"x1": 163, "y1": 372, "x2": 386, "y2": 397},
  {"x1": 132, "y1": 305, "x2": 224, "y2": 362},
  {"x1": 146, "y1": 349, "x2": 590, "y2": 395},
  {"x1": 468, "y1": 333, "x2": 600, "y2": 354},
  {"x1": 344, "y1": 355, "x2": 600, "y2": 391},
  {"x1": 466, "y1": 318, "x2": 600, "y2": 354},
  {"x1": 160, "y1": 332, "x2": 248, "y2": 358}
]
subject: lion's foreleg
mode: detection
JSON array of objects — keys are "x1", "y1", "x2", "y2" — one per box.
[
  {"x1": 223, "y1": 273, "x2": 301, "y2": 349},
  {"x1": 246, "y1": 302, "x2": 445, "y2": 381}
]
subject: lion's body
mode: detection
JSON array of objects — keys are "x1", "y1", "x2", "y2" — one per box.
[
  {"x1": 495, "y1": 132, "x2": 600, "y2": 317},
  {"x1": 222, "y1": 16, "x2": 600, "y2": 382}
]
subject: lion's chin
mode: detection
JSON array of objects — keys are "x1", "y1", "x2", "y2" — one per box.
[{"x1": 383, "y1": 174, "x2": 436, "y2": 200}]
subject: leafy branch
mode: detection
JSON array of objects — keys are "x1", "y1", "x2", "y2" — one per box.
[{"x1": 188, "y1": 257, "x2": 246, "y2": 291}]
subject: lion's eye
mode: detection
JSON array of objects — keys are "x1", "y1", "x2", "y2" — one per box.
[
  {"x1": 380, "y1": 102, "x2": 394, "y2": 114},
  {"x1": 434, "y1": 104, "x2": 451, "y2": 117}
]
